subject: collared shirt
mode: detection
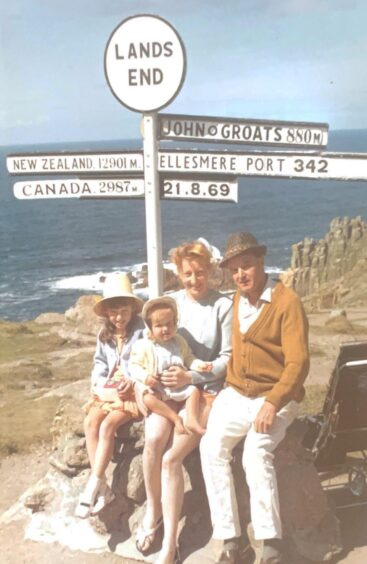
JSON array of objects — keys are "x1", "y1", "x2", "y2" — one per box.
[{"x1": 238, "y1": 276, "x2": 276, "y2": 334}]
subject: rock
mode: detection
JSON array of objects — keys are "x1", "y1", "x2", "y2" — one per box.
[
  {"x1": 291, "y1": 510, "x2": 342, "y2": 562},
  {"x1": 63, "y1": 437, "x2": 90, "y2": 469},
  {"x1": 35, "y1": 312, "x2": 65, "y2": 325},
  {"x1": 23, "y1": 479, "x2": 55, "y2": 512},
  {"x1": 328, "y1": 309, "x2": 347, "y2": 320},
  {"x1": 6, "y1": 400, "x2": 341, "y2": 563},
  {"x1": 64, "y1": 295, "x2": 101, "y2": 337},
  {"x1": 325, "y1": 315, "x2": 353, "y2": 333},
  {"x1": 286, "y1": 216, "x2": 367, "y2": 309}
]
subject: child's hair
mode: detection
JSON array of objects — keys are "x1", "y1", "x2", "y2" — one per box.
[
  {"x1": 170, "y1": 240, "x2": 212, "y2": 272},
  {"x1": 145, "y1": 303, "x2": 177, "y2": 331},
  {"x1": 142, "y1": 296, "x2": 178, "y2": 332},
  {"x1": 99, "y1": 297, "x2": 137, "y2": 344}
]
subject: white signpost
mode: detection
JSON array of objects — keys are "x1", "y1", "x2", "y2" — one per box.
[
  {"x1": 104, "y1": 15, "x2": 186, "y2": 113},
  {"x1": 159, "y1": 113, "x2": 329, "y2": 148},
  {"x1": 8, "y1": 13, "x2": 367, "y2": 298},
  {"x1": 13, "y1": 178, "x2": 145, "y2": 199},
  {"x1": 162, "y1": 178, "x2": 238, "y2": 202},
  {"x1": 104, "y1": 14, "x2": 187, "y2": 297},
  {"x1": 6, "y1": 151, "x2": 143, "y2": 175},
  {"x1": 158, "y1": 150, "x2": 367, "y2": 181}
]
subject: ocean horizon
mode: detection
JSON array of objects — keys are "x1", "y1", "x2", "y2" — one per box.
[{"x1": 1, "y1": 128, "x2": 367, "y2": 321}]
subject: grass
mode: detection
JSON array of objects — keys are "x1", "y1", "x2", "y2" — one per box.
[
  {"x1": 301, "y1": 384, "x2": 328, "y2": 416},
  {"x1": 0, "y1": 319, "x2": 93, "y2": 458}
]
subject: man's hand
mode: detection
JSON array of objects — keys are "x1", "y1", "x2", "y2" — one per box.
[
  {"x1": 159, "y1": 365, "x2": 192, "y2": 388},
  {"x1": 254, "y1": 400, "x2": 277, "y2": 433}
]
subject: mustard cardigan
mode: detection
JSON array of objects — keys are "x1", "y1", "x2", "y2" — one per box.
[{"x1": 226, "y1": 282, "x2": 310, "y2": 410}]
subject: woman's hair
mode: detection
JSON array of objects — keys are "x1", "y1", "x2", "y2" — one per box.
[
  {"x1": 99, "y1": 297, "x2": 137, "y2": 344},
  {"x1": 170, "y1": 241, "x2": 212, "y2": 272}
]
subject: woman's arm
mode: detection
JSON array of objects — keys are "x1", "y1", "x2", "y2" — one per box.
[{"x1": 190, "y1": 298, "x2": 233, "y2": 387}]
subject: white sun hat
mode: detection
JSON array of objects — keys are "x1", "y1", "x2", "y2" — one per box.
[{"x1": 93, "y1": 273, "x2": 144, "y2": 316}]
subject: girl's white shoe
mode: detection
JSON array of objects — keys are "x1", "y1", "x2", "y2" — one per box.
[{"x1": 90, "y1": 482, "x2": 115, "y2": 515}]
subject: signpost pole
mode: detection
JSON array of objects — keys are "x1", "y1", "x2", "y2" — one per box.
[{"x1": 143, "y1": 113, "x2": 163, "y2": 297}]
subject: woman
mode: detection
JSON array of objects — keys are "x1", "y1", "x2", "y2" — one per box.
[{"x1": 135, "y1": 241, "x2": 233, "y2": 564}]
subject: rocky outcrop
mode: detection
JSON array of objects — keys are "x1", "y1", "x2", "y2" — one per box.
[
  {"x1": 284, "y1": 217, "x2": 367, "y2": 310},
  {"x1": 0, "y1": 377, "x2": 342, "y2": 563}
]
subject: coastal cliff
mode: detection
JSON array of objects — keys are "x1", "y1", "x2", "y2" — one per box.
[{"x1": 282, "y1": 216, "x2": 367, "y2": 311}]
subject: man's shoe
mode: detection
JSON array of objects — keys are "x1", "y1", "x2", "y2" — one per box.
[
  {"x1": 259, "y1": 538, "x2": 283, "y2": 564},
  {"x1": 214, "y1": 538, "x2": 240, "y2": 564}
]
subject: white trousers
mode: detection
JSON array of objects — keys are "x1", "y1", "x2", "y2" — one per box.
[{"x1": 200, "y1": 386, "x2": 299, "y2": 541}]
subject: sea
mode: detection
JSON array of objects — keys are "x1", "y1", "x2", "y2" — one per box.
[{"x1": 1, "y1": 130, "x2": 367, "y2": 322}]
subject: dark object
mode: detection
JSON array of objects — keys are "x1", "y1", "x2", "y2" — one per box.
[{"x1": 303, "y1": 340, "x2": 367, "y2": 508}]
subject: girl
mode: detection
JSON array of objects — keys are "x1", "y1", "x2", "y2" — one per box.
[{"x1": 75, "y1": 273, "x2": 144, "y2": 519}]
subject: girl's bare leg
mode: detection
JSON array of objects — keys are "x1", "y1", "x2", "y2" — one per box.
[
  {"x1": 185, "y1": 388, "x2": 206, "y2": 435},
  {"x1": 77, "y1": 408, "x2": 131, "y2": 517},
  {"x1": 156, "y1": 401, "x2": 211, "y2": 564},
  {"x1": 93, "y1": 410, "x2": 132, "y2": 477},
  {"x1": 84, "y1": 407, "x2": 107, "y2": 468},
  {"x1": 144, "y1": 393, "x2": 187, "y2": 434}
]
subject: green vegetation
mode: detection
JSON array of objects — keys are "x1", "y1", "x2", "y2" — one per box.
[{"x1": 0, "y1": 319, "x2": 92, "y2": 458}]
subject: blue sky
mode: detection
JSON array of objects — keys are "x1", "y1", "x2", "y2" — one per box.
[{"x1": 2, "y1": 0, "x2": 367, "y2": 145}]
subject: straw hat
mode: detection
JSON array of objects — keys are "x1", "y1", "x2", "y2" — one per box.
[
  {"x1": 93, "y1": 273, "x2": 144, "y2": 316},
  {"x1": 142, "y1": 296, "x2": 178, "y2": 326},
  {"x1": 219, "y1": 232, "x2": 267, "y2": 268}
]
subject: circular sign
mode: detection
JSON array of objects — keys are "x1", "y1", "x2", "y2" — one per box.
[{"x1": 104, "y1": 14, "x2": 186, "y2": 113}]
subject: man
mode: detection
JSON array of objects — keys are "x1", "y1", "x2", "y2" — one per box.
[{"x1": 200, "y1": 232, "x2": 309, "y2": 564}]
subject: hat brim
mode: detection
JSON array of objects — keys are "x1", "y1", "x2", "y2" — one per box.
[
  {"x1": 94, "y1": 294, "x2": 144, "y2": 316},
  {"x1": 142, "y1": 296, "x2": 177, "y2": 323},
  {"x1": 219, "y1": 245, "x2": 267, "y2": 268}
]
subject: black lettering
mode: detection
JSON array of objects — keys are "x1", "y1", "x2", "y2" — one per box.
[
  {"x1": 81, "y1": 182, "x2": 92, "y2": 194},
  {"x1": 128, "y1": 68, "x2": 138, "y2": 86},
  {"x1": 160, "y1": 119, "x2": 171, "y2": 136},
  {"x1": 274, "y1": 127, "x2": 282, "y2": 142},
  {"x1": 115, "y1": 44, "x2": 124, "y2": 60},
  {"x1": 164, "y1": 41, "x2": 173, "y2": 57},
  {"x1": 22, "y1": 184, "x2": 32, "y2": 196},
  {"x1": 313, "y1": 131, "x2": 322, "y2": 145},
  {"x1": 195, "y1": 122, "x2": 205, "y2": 137},
  {"x1": 242, "y1": 126, "x2": 252, "y2": 141},
  {"x1": 70, "y1": 182, "x2": 80, "y2": 194},
  {"x1": 232, "y1": 125, "x2": 241, "y2": 140},
  {"x1": 263, "y1": 126, "x2": 272, "y2": 141},
  {"x1": 128, "y1": 43, "x2": 138, "y2": 59},
  {"x1": 252, "y1": 127, "x2": 262, "y2": 141},
  {"x1": 153, "y1": 68, "x2": 163, "y2": 84},
  {"x1": 152, "y1": 42, "x2": 163, "y2": 57},
  {"x1": 45, "y1": 184, "x2": 56, "y2": 195},
  {"x1": 139, "y1": 42, "x2": 150, "y2": 57}
]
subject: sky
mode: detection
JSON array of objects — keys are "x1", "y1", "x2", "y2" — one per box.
[{"x1": 2, "y1": 0, "x2": 367, "y2": 146}]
